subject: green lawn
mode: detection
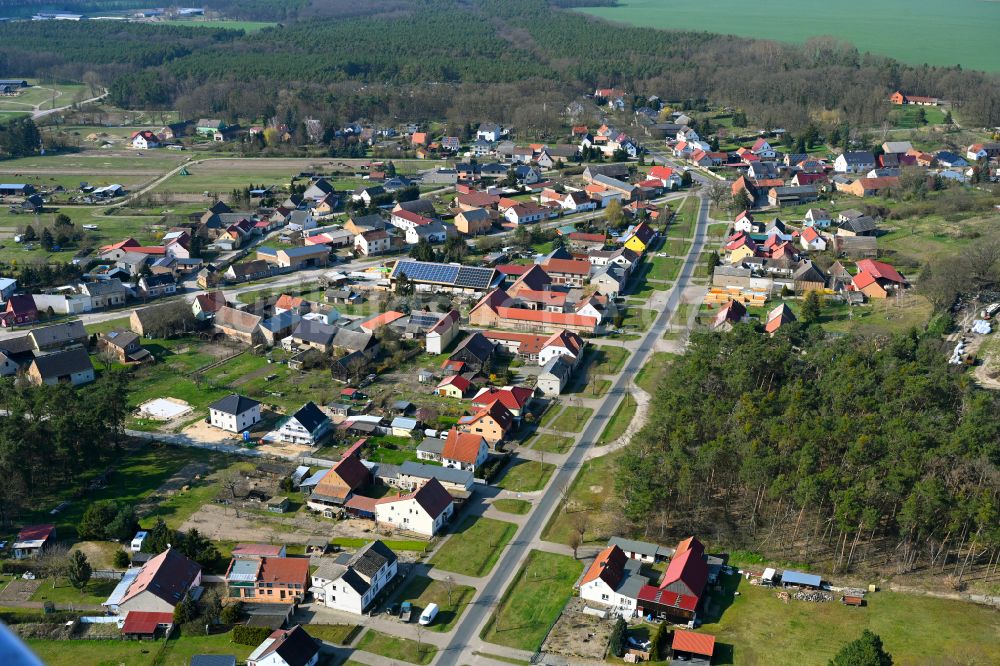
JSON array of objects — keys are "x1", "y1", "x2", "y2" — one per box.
[
  {"x1": 635, "y1": 352, "x2": 676, "y2": 395},
  {"x1": 329, "y1": 537, "x2": 430, "y2": 552},
  {"x1": 429, "y1": 516, "x2": 517, "y2": 577},
  {"x1": 306, "y1": 623, "x2": 361, "y2": 645},
  {"x1": 29, "y1": 577, "x2": 119, "y2": 606},
  {"x1": 495, "y1": 460, "x2": 555, "y2": 493},
  {"x1": 356, "y1": 629, "x2": 436, "y2": 665},
  {"x1": 493, "y1": 499, "x2": 532, "y2": 515},
  {"x1": 588, "y1": 345, "x2": 631, "y2": 374},
  {"x1": 18, "y1": 445, "x2": 226, "y2": 540},
  {"x1": 620, "y1": 306, "x2": 655, "y2": 331},
  {"x1": 666, "y1": 196, "x2": 698, "y2": 238},
  {"x1": 27, "y1": 630, "x2": 253, "y2": 666},
  {"x1": 542, "y1": 451, "x2": 622, "y2": 546},
  {"x1": 393, "y1": 575, "x2": 475, "y2": 632},
  {"x1": 529, "y1": 433, "x2": 575, "y2": 454},
  {"x1": 480, "y1": 550, "x2": 583, "y2": 652},
  {"x1": 538, "y1": 405, "x2": 562, "y2": 429},
  {"x1": 548, "y1": 406, "x2": 593, "y2": 433},
  {"x1": 696, "y1": 573, "x2": 1000, "y2": 665},
  {"x1": 646, "y1": 256, "x2": 683, "y2": 282},
  {"x1": 596, "y1": 393, "x2": 637, "y2": 445}
]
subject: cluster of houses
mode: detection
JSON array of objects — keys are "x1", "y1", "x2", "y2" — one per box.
[
  {"x1": 707, "y1": 206, "x2": 910, "y2": 333},
  {"x1": 683, "y1": 133, "x2": 1000, "y2": 209}
]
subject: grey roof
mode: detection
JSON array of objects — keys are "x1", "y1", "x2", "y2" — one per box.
[
  {"x1": 608, "y1": 536, "x2": 665, "y2": 558},
  {"x1": 82, "y1": 279, "x2": 128, "y2": 296},
  {"x1": 29, "y1": 320, "x2": 86, "y2": 348},
  {"x1": 31, "y1": 347, "x2": 93, "y2": 379},
  {"x1": 450, "y1": 332, "x2": 495, "y2": 364},
  {"x1": 209, "y1": 393, "x2": 260, "y2": 416},
  {"x1": 417, "y1": 437, "x2": 445, "y2": 456},
  {"x1": 840, "y1": 216, "x2": 877, "y2": 234},
  {"x1": 349, "y1": 540, "x2": 397, "y2": 578},
  {"x1": 840, "y1": 151, "x2": 875, "y2": 164},
  {"x1": 332, "y1": 327, "x2": 374, "y2": 353},
  {"x1": 101, "y1": 329, "x2": 139, "y2": 349},
  {"x1": 592, "y1": 173, "x2": 636, "y2": 192},
  {"x1": 291, "y1": 402, "x2": 329, "y2": 435},
  {"x1": 261, "y1": 311, "x2": 301, "y2": 333},
  {"x1": 793, "y1": 262, "x2": 827, "y2": 284},
  {"x1": 540, "y1": 354, "x2": 573, "y2": 381},
  {"x1": 616, "y1": 559, "x2": 646, "y2": 598},
  {"x1": 349, "y1": 214, "x2": 386, "y2": 230},
  {"x1": 398, "y1": 460, "x2": 473, "y2": 487},
  {"x1": 293, "y1": 319, "x2": 337, "y2": 345},
  {"x1": 781, "y1": 569, "x2": 822, "y2": 587}
]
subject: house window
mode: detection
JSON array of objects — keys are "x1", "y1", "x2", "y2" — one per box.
[{"x1": 602, "y1": 594, "x2": 609, "y2": 600}]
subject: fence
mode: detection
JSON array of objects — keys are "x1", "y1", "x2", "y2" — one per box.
[{"x1": 92, "y1": 569, "x2": 125, "y2": 580}]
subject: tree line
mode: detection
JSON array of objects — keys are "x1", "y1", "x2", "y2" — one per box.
[
  {"x1": 4, "y1": 1, "x2": 1000, "y2": 134},
  {"x1": 0, "y1": 372, "x2": 130, "y2": 526},
  {"x1": 618, "y1": 320, "x2": 1000, "y2": 584}
]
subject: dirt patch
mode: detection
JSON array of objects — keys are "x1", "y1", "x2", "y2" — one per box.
[
  {"x1": 182, "y1": 419, "x2": 239, "y2": 445},
  {"x1": 0, "y1": 578, "x2": 42, "y2": 602},
  {"x1": 589, "y1": 485, "x2": 604, "y2": 494},
  {"x1": 542, "y1": 597, "x2": 614, "y2": 661},
  {"x1": 180, "y1": 502, "x2": 381, "y2": 546}
]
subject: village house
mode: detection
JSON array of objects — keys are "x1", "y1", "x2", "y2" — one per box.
[
  {"x1": 104, "y1": 548, "x2": 202, "y2": 615},
  {"x1": 852, "y1": 258, "x2": 908, "y2": 299},
  {"x1": 765, "y1": 303, "x2": 797, "y2": 334},
  {"x1": 454, "y1": 207, "x2": 493, "y2": 235},
  {"x1": 374, "y1": 477, "x2": 455, "y2": 537},
  {"x1": 27, "y1": 347, "x2": 95, "y2": 386},
  {"x1": 425, "y1": 309, "x2": 461, "y2": 354},
  {"x1": 416, "y1": 430, "x2": 489, "y2": 472},
  {"x1": 225, "y1": 556, "x2": 309, "y2": 605},
  {"x1": 834, "y1": 151, "x2": 877, "y2": 174},
  {"x1": 275, "y1": 402, "x2": 331, "y2": 446},
  {"x1": 456, "y1": 400, "x2": 514, "y2": 446},
  {"x1": 208, "y1": 394, "x2": 262, "y2": 433},
  {"x1": 98, "y1": 329, "x2": 152, "y2": 364},
  {"x1": 213, "y1": 306, "x2": 265, "y2": 347},
  {"x1": 246, "y1": 625, "x2": 319, "y2": 666},
  {"x1": 470, "y1": 385, "x2": 534, "y2": 420},
  {"x1": 310, "y1": 541, "x2": 398, "y2": 615},
  {"x1": 225, "y1": 259, "x2": 272, "y2": 283},
  {"x1": 713, "y1": 300, "x2": 748, "y2": 331},
  {"x1": 12, "y1": 524, "x2": 56, "y2": 559},
  {"x1": 437, "y1": 374, "x2": 472, "y2": 399}
]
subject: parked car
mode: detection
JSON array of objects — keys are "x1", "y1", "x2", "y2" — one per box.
[
  {"x1": 400, "y1": 601, "x2": 413, "y2": 622},
  {"x1": 388, "y1": 602, "x2": 400, "y2": 617},
  {"x1": 418, "y1": 603, "x2": 439, "y2": 626}
]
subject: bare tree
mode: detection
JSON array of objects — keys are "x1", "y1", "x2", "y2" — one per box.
[
  {"x1": 442, "y1": 575, "x2": 455, "y2": 607},
  {"x1": 569, "y1": 530, "x2": 582, "y2": 559},
  {"x1": 705, "y1": 181, "x2": 729, "y2": 210},
  {"x1": 37, "y1": 543, "x2": 70, "y2": 588}
]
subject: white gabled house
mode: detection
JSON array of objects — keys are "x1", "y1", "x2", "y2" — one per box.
[
  {"x1": 374, "y1": 477, "x2": 454, "y2": 537},
  {"x1": 310, "y1": 541, "x2": 398, "y2": 615}
]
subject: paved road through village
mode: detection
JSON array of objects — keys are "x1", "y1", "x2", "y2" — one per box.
[{"x1": 436, "y1": 185, "x2": 710, "y2": 665}]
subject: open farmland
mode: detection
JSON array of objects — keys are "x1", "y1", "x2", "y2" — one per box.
[
  {"x1": 0, "y1": 81, "x2": 88, "y2": 113},
  {"x1": 579, "y1": 0, "x2": 1000, "y2": 72}
]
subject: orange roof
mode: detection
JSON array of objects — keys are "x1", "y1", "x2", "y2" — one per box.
[
  {"x1": 542, "y1": 258, "x2": 591, "y2": 275},
  {"x1": 438, "y1": 375, "x2": 472, "y2": 392},
  {"x1": 495, "y1": 306, "x2": 597, "y2": 329},
  {"x1": 516, "y1": 289, "x2": 568, "y2": 306},
  {"x1": 441, "y1": 430, "x2": 486, "y2": 464},
  {"x1": 543, "y1": 329, "x2": 583, "y2": 355},
  {"x1": 482, "y1": 330, "x2": 548, "y2": 355},
  {"x1": 672, "y1": 630, "x2": 716, "y2": 657},
  {"x1": 581, "y1": 545, "x2": 628, "y2": 587},
  {"x1": 648, "y1": 165, "x2": 675, "y2": 180},
  {"x1": 852, "y1": 270, "x2": 878, "y2": 290},
  {"x1": 801, "y1": 227, "x2": 820, "y2": 242},
  {"x1": 471, "y1": 386, "x2": 534, "y2": 411},
  {"x1": 275, "y1": 294, "x2": 304, "y2": 311},
  {"x1": 856, "y1": 259, "x2": 905, "y2": 283},
  {"x1": 258, "y1": 557, "x2": 309, "y2": 585},
  {"x1": 361, "y1": 310, "x2": 405, "y2": 331}
]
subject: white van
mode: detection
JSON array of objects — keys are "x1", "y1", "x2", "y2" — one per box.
[{"x1": 418, "y1": 603, "x2": 439, "y2": 626}]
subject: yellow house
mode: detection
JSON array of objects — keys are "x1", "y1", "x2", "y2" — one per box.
[
  {"x1": 437, "y1": 375, "x2": 471, "y2": 399},
  {"x1": 723, "y1": 235, "x2": 760, "y2": 264},
  {"x1": 623, "y1": 222, "x2": 655, "y2": 255}
]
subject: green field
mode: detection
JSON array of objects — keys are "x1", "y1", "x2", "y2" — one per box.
[
  {"x1": 578, "y1": 0, "x2": 1000, "y2": 72},
  {"x1": 27, "y1": 631, "x2": 253, "y2": 666},
  {"x1": 0, "y1": 81, "x2": 89, "y2": 113},
  {"x1": 492, "y1": 498, "x2": 532, "y2": 515},
  {"x1": 696, "y1": 573, "x2": 1000, "y2": 664},
  {"x1": 549, "y1": 406, "x2": 593, "y2": 433},
  {"x1": 480, "y1": 550, "x2": 582, "y2": 652},
  {"x1": 529, "y1": 433, "x2": 575, "y2": 454},
  {"x1": 542, "y1": 451, "x2": 622, "y2": 546},
  {"x1": 496, "y1": 460, "x2": 555, "y2": 493},
  {"x1": 429, "y1": 516, "x2": 517, "y2": 577}
]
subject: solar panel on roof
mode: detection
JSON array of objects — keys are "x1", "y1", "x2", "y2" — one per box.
[
  {"x1": 394, "y1": 260, "x2": 460, "y2": 285},
  {"x1": 409, "y1": 312, "x2": 440, "y2": 328},
  {"x1": 455, "y1": 265, "x2": 495, "y2": 289}
]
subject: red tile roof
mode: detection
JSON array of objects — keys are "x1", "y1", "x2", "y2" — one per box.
[
  {"x1": 659, "y1": 546, "x2": 708, "y2": 598},
  {"x1": 516, "y1": 289, "x2": 569, "y2": 306},
  {"x1": 496, "y1": 264, "x2": 531, "y2": 276},
  {"x1": 637, "y1": 584, "x2": 699, "y2": 611},
  {"x1": 17, "y1": 524, "x2": 55, "y2": 542},
  {"x1": 393, "y1": 209, "x2": 434, "y2": 226},
  {"x1": 471, "y1": 386, "x2": 534, "y2": 411},
  {"x1": 543, "y1": 329, "x2": 584, "y2": 356},
  {"x1": 441, "y1": 430, "x2": 486, "y2": 464},
  {"x1": 121, "y1": 611, "x2": 173, "y2": 635},
  {"x1": 856, "y1": 259, "x2": 905, "y2": 284},
  {"x1": 672, "y1": 629, "x2": 716, "y2": 657},
  {"x1": 275, "y1": 294, "x2": 304, "y2": 311},
  {"x1": 232, "y1": 544, "x2": 285, "y2": 558},
  {"x1": 459, "y1": 400, "x2": 514, "y2": 432},
  {"x1": 542, "y1": 258, "x2": 591, "y2": 275},
  {"x1": 438, "y1": 375, "x2": 472, "y2": 392},
  {"x1": 648, "y1": 165, "x2": 675, "y2": 181},
  {"x1": 567, "y1": 232, "x2": 606, "y2": 243}
]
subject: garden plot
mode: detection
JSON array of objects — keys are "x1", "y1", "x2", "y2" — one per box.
[{"x1": 137, "y1": 397, "x2": 193, "y2": 421}]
